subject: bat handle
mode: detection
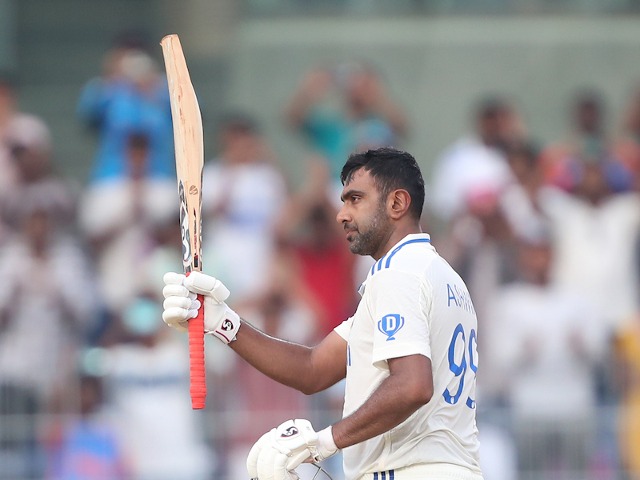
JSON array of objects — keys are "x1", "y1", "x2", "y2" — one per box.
[{"x1": 188, "y1": 292, "x2": 207, "y2": 409}]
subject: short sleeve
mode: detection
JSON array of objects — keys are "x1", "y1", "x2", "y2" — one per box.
[
  {"x1": 334, "y1": 317, "x2": 353, "y2": 342},
  {"x1": 367, "y1": 269, "x2": 431, "y2": 369}
]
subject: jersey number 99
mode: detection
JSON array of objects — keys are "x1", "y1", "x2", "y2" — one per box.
[{"x1": 443, "y1": 323, "x2": 478, "y2": 408}]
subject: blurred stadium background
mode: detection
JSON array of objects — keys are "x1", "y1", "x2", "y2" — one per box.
[{"x1": 1, "y1": 1, "x2": 640, "y2": 479}]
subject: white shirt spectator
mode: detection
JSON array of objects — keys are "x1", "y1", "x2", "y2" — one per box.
[
  {"x1": 202, "y1": 160, "x2": 287, "y2": 301},
  {"x1": 79, "y1": 178, "x2": 177, "y2": 312},
  {"x1": 487, "y1": 282, "x2": 604, "y2": 419},
  {"x1": 430, "y1": 135, "x2": 514, "y2": 221},
  {"x1": 104, "y1": 336, "x2": 213, "y2": 480},
  {"x1": 0, "y1": 235, "x2": 97, "y2": 400},
  {"x1": 540, "y1": 188, "x2": 640, "y2": 331}
]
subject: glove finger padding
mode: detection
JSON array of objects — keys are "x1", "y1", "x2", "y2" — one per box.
[
  {"x1": 183, "y1": 271, "x2": 230, "y2": 303},
  {"x1": 248, "y1": 430, "x2": 273, "y2": 479},
  {"x1": 162, "y1": 283, "x2": 193, "y2": 300},
  {"x1": 257, "y1": 447, "x2": 300, "y2": 480},
  {"x1": 273, "y1": 451, "x2": 301, "y2": 480},
  {"x1": 161, "y1": 276, "x2": 200, "y2": 332},
  {"x1": 161, "y1": 308, "x2": 190, "y2": 332},
  {"x1": 162, "y1": 295, "x2": 198, "y2": 312},
  {"x1": 163, "y1": 271, "x2": 186, "y2": 286}
]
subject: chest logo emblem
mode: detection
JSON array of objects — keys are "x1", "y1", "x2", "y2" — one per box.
[{"x1": 378, "y1": 314, "x2": 405, "y2": 341}]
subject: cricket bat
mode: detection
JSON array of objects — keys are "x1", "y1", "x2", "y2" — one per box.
[{"x1": 160, "y1": 34, "x2": 206, "y2": 409}]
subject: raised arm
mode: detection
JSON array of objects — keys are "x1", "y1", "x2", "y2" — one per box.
[
  {"x1": 284, "y1": 67, "x2": 334, "y2": 129},
  {"x1": 162, "y1": 271, "x2": 347, "y2": 395},
  {"x1": 230, "y1": 323, "x2": 347, "y2": 395}
]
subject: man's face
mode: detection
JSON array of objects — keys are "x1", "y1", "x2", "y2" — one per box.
[
  {"x1": 336, "y1": 168, "x2": 392, "y2": 258},
  {"x1": 575, "y1": 100, "x2": 602, "y2": 134},
  {"x1": 518, "y1": 242, "x2": 552, "y2": 284}
]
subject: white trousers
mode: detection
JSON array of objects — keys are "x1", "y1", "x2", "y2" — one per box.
[{"x1": 357, "y1": 463, "x2": 484, "y2": 480}]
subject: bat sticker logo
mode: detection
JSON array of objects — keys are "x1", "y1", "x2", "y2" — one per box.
[
  {"x1": 178, "y1": 181, "x2": 192, "y2": 270},
  {"x1": 192, "y1": 207, "x2": 201, "y2": 270}
]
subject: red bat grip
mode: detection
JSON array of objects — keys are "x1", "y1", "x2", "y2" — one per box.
[{"x1": 188, "y1": 293, "x2": 206, "y2": 409}]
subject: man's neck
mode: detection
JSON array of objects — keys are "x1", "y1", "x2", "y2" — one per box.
[{"x1": 372, "y1": 224, "x2": 423, "y2": 261}]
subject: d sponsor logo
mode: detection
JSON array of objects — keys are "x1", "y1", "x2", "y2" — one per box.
[{"x1": 378, "y1": 314, "x2": 405, "y2": 341}]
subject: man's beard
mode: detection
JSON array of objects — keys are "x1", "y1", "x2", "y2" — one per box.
[{"x1": 347, "y1": 207, "x2": 391, "y2": 257}]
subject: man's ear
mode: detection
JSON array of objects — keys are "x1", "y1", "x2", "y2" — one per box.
[{"x1": 387, "y1": 189, "x2": 412, "y2": 220}]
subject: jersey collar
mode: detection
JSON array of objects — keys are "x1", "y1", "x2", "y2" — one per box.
[{"x1": 358, "y1": 233, "x2": 432, "y2": 296}]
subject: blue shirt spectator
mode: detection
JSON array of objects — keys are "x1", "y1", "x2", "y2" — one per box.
[{"x1": 78, "y1": 49, "x2": 175, "y2": 182}]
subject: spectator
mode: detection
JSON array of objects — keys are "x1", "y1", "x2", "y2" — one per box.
[
  {"x1": 499, "y1": 140, "x2": 552, "y2": 241},
  {"x1": 77, "y1": 34, "x2": 175, "y2": 183},
  {"x1": 613, "y1": 312, "x2": 640, "y2": 479},
  {"x1": 614, "y1": 82, "x2": 640, "y2": 188},
  {"x1": 201, "y1": 113, "x2": 288, "y2": 302},
  {"x1": 430, "y1": 95, "x2": 521, "y2": 223},
  {"x1": 0, "y1": 196, "x2": 98, "y2": 479},
  {"x1": 0, "y1": 72, "x2": 31, "y2": 192},
  {"x1": 541, "y1": 89, "x2": 632, "y2": 193},
  {"x1": 136, "y1": 211, "x2": 183, "y2": 300},
  {"x1": 539, "y1": 150, "x2": 640, "y2": 336},
  {"x1": 78, "y1": 132, "x2": 176, "y2": 319},
  {"x1": 2, "y1": 115, "x2": 76, "y2": 235},
  {"x1": 0, "y1": 195, "x2": 97, "y2": 404},
  {"x1": 487, "y1": 230, "x2": 604, "y2": 480},
  {"x1": 285, "y1": 62, "x2": 407, "y2": 188},
  {"x1": 0, "y1": 74, "x2": 63, "y2": 242},
  {"x1": 101, "y1": 296, "x2": 213, "y2": 480},
  {"x1": 275, "y1": 158, "x2": 358, "y2": 337},
  {"x1": 0, "y1": 382, "x2": 40, "y2": 480},
  {"x1": 45, "y1": 373, "x2": 128, "y2": 480}
]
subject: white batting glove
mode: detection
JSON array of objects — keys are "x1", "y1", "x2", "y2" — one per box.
[
  {"x1": 246, "y1": 419, "x2": 338, "y2": 480},
  {"x1": 162, "y1": 272, "x2": 241, "y2": 344},
  {"x1": 247, "y1": 431, "x2": 276, "y2": 480}
]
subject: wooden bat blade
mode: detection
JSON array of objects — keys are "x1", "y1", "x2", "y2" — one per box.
[
  {"x1": 161, "y1": 34, "x2": 204, "y2": 274},
  {"x1": 161, "y1": 33, "x2": 206, "y2": 410}
]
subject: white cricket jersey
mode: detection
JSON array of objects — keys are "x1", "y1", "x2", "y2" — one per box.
[{"x1": 334, "y1": 233, "x2": 482, "y2": 480}]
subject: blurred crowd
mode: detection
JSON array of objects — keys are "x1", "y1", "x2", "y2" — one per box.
[{"x1": 2, "y1": 32, "x2": 640, "y2": 480}]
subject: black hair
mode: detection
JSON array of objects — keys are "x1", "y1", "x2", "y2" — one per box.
[
  {"x1": 112, "y1": 29, "x2": 151, "y2": 52},
  {"x1": 217, "y1": 111, "x2": 261, "y2": 135},
  {"x1": 503, "y1": 139, "x2": 541, "y2": 170},
  {"x1": 126, "y1": 131, "x2": 151, "y2": 150},
  {"x1": 572, "y1": 88, "x2": 605, "y2": 111},
  {"x1": 340, "y1": 147, "x2": 425, "y2": 220},
  {"x1": 475, "y1": 94, "x2": 511, "y2": 120}
]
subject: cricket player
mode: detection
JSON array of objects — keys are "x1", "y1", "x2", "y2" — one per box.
[{"x1": 162, "y1": 147, "x2": 483, "y2": 480}]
